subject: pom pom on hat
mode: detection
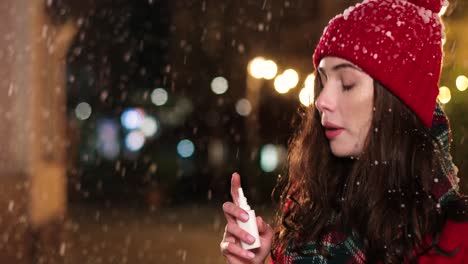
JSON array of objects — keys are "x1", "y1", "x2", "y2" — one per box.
[{"x1": 406, "y1": 0, "x2": 445, "y2": 13}]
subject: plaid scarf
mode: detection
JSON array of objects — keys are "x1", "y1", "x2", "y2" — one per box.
[{"x1": 274, "y1": 102, "x2": 462, "y2": 264}]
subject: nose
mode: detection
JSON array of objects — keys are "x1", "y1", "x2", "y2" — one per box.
[{"x1": 315, "y1": 85, "x2": 335, "y2": 114}]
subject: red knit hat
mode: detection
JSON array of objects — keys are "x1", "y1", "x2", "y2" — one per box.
[{"x1": 313, "y1": 0, "x2": 448, "y2": 127}]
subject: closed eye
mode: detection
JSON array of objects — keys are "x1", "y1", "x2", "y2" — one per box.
[{"x1": 343, "y1": 84, "x2": 354, "y2": 91}]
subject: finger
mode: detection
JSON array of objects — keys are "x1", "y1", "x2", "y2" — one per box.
[
  {"x1": 256, "y1": 216, "x2": 274, "y2": 241},
  {"x1": 230, "y1": 172, "x2": 242, "y2": 205},
  {"x1": 222, "y1": 201, "x2": 249, "y2": 224},
  {"x1": 265, "y1": 225, "x2": 274, "y2": 241},
  {"x1": 225, "y1": 222, "x2": 257, "y2": 245},
  {"x1": 220, "y1": 241, "x2": 256, "y2": 260},
  {"x1": 222, "y1": 233, "x2": 236, "y2": 244},
  {"x1": 257, "y1": 216, "x2": 265, "y2": 233},
  {"x1": 223, "y1": 202, "x2": 236, "y2": 225},
  {"x1": 263, "y1": 221, "x2": 274, "y2": 240},
  {"x1": 221, "y1": 228, "x2": 237, "y2": 246}
]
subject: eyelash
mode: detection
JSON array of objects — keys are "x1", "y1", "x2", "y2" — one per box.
[
  {"x1": 342, "y1": 84, "x2": 354, "y2": 91},
  {"x1": 318, "y1": 74, "x2": 354, "y2": 91}
]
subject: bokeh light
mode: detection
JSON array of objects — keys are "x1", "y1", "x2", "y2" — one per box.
[
  {"x1": 260, "y1": 144, "x2": 278, "y2": 172},
  {"x1": 305, "y1": 74, "x2": 315, "y2": 88},
  {"x1": 299, "y1": 74, "x2": 316, "y2": 106},
  {"x1": 97, "y1": 119, "x2": 120, "y2": 160},
  {"x1": 151, "y1": 88, "x2": 168, "y2": 106},
  {"x1": 235, "y1": 98, "x2": 252, "y2": 116},
  {"x1": 299, "y1": 86, "x2": 315, "y2": 107},
  {"x1": 208, "y1": 139, "x2": 225, "y2": 166},
  {"x1": 121, "y1": 108, "x2": 145, "y2": 130},
  {"x1": 262, "y1": 60, "x2": 278, "y2": 80},
  {"x1": 75, "y1": 102, "x2": 92, "y2": 120},
  {"x1": 438, "y1": 86, "x2": 451, "y2": 104},
  {"x1": 282, "y1": 69, "x2": 299, "y2": 89},
  {"x1": 125, "y1": 131, "x2": 146, "y2": 151},
  {"x1": 274, "y1": 74, "x2": 290, "y2": 94},
  {"x1": 248, "y1": 57, "x2": 266, "y2": 79},
  {"x1": 211, "y1": 76, "x2": 229, "y2": 95},
  {"x1": 140, "y1": 116, "x2": 159, "y2": 137},
  {"x1": 456, "y1": 75, "x2": 468, "y2": 91},
  {"x1": 248, "y1": 57, "x2": 278, "y2": 80},
  {"x1": 177, "y1": 139, "x2": 195, "y2": 158}
]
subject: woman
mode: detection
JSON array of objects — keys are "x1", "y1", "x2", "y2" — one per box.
[{"x1": 220, "y1": 0, "x2": 468, "y2": 263}]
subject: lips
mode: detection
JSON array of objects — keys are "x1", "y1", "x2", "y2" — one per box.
[
  {"x1": 323, "y1": 122, "x2": 344, "y2": 140},
  {"x1": 325, "y1": 128, "x2": 344, "y2": 139}
]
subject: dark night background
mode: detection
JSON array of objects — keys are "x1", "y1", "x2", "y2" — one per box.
[{"x1": 1, "y1": 0, "x2": 465, "y2": 263}]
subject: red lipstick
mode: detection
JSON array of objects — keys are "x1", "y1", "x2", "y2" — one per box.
[{"x1": 323, "y1": 122, "x2": 344, "y2": 140}]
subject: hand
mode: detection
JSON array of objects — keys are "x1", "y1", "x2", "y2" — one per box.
[{"x1": 220, "y1": 172, "x2": 274, "y2": 264}]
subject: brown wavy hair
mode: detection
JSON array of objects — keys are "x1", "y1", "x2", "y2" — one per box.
[{"x1": 270, "y1": 75, "x2": 468, "y2": 263}]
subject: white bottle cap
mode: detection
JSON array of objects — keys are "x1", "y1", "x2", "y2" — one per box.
[{"x1": 238, "y1": 188, "x2": 251, "y2": 210}]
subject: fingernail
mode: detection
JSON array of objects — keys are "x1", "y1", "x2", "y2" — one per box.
[
  {"x1": 241, "y1": 213, "x2": 249, "y2": 221},
  {"x1": 246, "y1": 251, "x2": 255, "y2": 259},
  {"x1": 247, "y1": 235, "x2": 255, "y2": 243}
]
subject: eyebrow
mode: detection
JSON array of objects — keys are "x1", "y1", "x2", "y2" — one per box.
[{"x1": 318, "y1": 63, "x2": 362, "y2": 76}]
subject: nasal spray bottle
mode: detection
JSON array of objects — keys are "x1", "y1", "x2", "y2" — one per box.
[{"x1": 236, "y1": 187, "x2": 261, "y2": 250}]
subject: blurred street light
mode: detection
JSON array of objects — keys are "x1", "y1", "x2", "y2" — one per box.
[
  {"x1": 299, "y1": 87, "x2": 314, "y2": 107},
  {"x1": 177, "y1": 139, "x2": 195, "y2": 158},
  {"x1": 456, "y1": 75, "x2": 468, "y2": 91},
  {"x1": 273, "y1": 69, "x2": 300, "y2": 94},
  {"x1": 121, "y1": 108, "x2": 145, "y2": 130},
  {"x1": 262, "y1": 60, "x2": 278, "y2": 80},
  {"x1": 151, "y1": 88, "x2": 168, "y2": 106},
  {"x1": 235, "y1": 98, "x2": 252, "y2": 116},
  {"x1": 305, "y1": 73, "x2": 315, "y2": 88},
  {"x1": 274, "y1": 74, "x2": 290, "y2": 94},
  {"x1": 211, "y1": 76, "x2": 229, "y2": 95},
  {"x1": 125, "y1": 131, "x2": 146, "y2": 151},
  {"x1": 248, "y1": 57, "x2": 266, "y2": 79},
  {"x1": 248, "y1": 57, "x2": 278, "y2": 80},
  {"x1": 75, "y1": 102, "x2": 92, "y2": 120},
  {"x1": 438, "y1": 86, "x2": 451, "y2": 104},
  {"x1": 260, "y1": 144, "x2": 278, "y2": 172},
  {"x1": 140, "y1": 116, "x2": 159, "y2": 137},
  {"x1": 282, "y1": 69, "x2": 299, "y2": 89},
  {"x1": 299, "y1": 73, "x2": 316, "y2": 106}
]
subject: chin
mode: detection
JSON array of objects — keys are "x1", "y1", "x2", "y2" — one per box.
[
  {"x1": 330, "y1": 145, "x2": 356, "y2": 158},
  {"x1": 331, "y1": 150, "x2": 352, "y2": 158}
]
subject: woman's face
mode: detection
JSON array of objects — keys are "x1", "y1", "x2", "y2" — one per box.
[{"x1": 316, "y1": 56, "x2": 374, "y2": 157}]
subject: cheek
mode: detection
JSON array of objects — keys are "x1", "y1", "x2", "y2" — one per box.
[
  {"x1": 352, "y1": 87, "x2": 374, "y2": 127},
  {"x1": 343, "y1": 87, "x2": 374, "y2": 143}
]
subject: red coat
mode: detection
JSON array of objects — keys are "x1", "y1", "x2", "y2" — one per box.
[{"x1": 413, "y1": 220, "x2": 468, "y2": 264}]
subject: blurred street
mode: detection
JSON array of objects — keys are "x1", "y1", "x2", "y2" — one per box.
[{"x1": 65, "y1": 204, "x2": 274, "y2": 264}]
